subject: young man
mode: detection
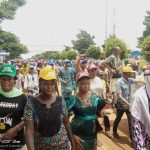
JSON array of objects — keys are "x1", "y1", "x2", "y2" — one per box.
[
  {"x1": 24, "y1": 66, "x2": 39, "y2": 97},
  {"x1": 113, "y1": 67, "x2": 144, "y2": 140},
  {"x1": 104, "y1": 46, "x2": 123, "y2": 92}
]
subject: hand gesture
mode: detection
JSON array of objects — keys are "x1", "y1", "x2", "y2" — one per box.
[
  {"x1": 74, "y1": 135, "x2": 84, "y2": 150},
  {"x1": 1, "y1": 126, "x2": 18, "y2": 140}
]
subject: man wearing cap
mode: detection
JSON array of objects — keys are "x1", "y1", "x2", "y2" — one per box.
[
  {"x1": 24, "y1": 65, "x2": 39, "y2": 97},
  {"x1": 58, "y1": 59, "x2": 74, "y2": 99},
  {"x1": 113, "y1": 67, "x2": 144, "y2": 140},
  {"x1": 130, "y1": 67, "x2": 150, "y2": 150}
]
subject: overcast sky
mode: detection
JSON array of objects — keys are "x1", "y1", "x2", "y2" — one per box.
[{"x1": 1, "y1": 0, "x2": 150, "y2": 58}]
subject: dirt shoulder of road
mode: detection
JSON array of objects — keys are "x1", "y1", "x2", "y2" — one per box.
[{"x1": 97, "y1": 113, "x2": 133, "y2": 150}]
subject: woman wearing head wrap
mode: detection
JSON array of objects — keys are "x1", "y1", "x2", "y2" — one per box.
[
  {"x1": 130, "y1": 67, "x2": 150, "y2": 149},
  {"x1": 24, "y1": 67, "x2": 75, "y2": 150},
  {"x1": 0, "y1": 64, "x2": 27, "y2": 150}
]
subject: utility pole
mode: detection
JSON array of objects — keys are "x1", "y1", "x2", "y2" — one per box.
[
  {"x1": 105, "y1": 0, "x2": 108, "y2": 40},
  {"x1": 104, "y1": 0, "x2": 108, "y2": 52},
  {"x1": 113, "y1": 8, "x2": 116, "y2": 36}
]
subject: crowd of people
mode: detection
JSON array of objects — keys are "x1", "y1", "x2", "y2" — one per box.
[{"x1": 0, "y1": 46, "x2": 150, "y2": 150}]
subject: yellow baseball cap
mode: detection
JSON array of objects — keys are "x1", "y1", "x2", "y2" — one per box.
[
  {"x1": 39, "y1": 67, "x2": 56, "y2": 80},
  {"x1": 122, "y1": 67, "x2": 133, "y2": 73}
]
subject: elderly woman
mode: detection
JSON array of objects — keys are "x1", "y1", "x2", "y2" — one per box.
[
  {"x1": 65, "y1": 71, "x2": 109, "y2": 150},
  {"x1": 0, "y1": 64, "x2": 27, "y2": 150},
  {"x1": 24, "y1": 67, "x2": 75, "y2": 150}
]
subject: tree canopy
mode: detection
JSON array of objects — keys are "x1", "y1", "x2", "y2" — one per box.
[
  {"x1": 143, "y1": 11, "x2": 150, "y2": 38},
  {"x1": 0, "y1": 0, "x2": 26, "y2": 22},
  {"x1": 103, "y1": 35, "x2": 128, "y2": 59},
  {"x1": 0, "y1": 0, "x2": 28, "y2": 59},
  {"x1": 33, "y1": 50, "x2": 77, "y2": 60},
  {"x1": 86, "y1": 45, "x2": 101, "y2": 59},
  {"x1": 0, "y1": 30, "x2": 28, "y2": 59},
  {"x1": 139, "y1": 35, "x2": 150, "y2": 62},
  {"x1": 72, "y1": 30, "x2": 95, "y2": 53},
  {"x1": 137, "y1": 11, "x2": 150, "y2": 62}
]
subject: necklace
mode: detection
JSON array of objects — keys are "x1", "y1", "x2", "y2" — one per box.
[
  {"x1": 77, "y1": 91, "x2": 92, "y2": 107},
  {"x1": 81, "y1": 98, "x2": 92, "y2": 107}
]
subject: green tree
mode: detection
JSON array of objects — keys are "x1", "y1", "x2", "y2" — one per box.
[
  {"x1": 0, "y1": 0, "x2": 26, "y2": 22},
  {"x1": 103, "y1": 35, "x2": 128, "y2": 59},
  {"x1": 0, "y1": 30, "x2": 28, "y2": 58},
  {"x1": 72, "y1": 30, "x2": 95, "y2": 53},
  {"x1": 33, "y1": 51, "x2": 60, "y2": 60},
  {"x1": 138, "y1": 11, "x2": 150, "y2": 47},
  {"x1": 64, "y1": 45, "x2": 71, "y2": 51},
  {"x1": 143, "y1": 11, "x2": 150, "y2": 37},
  {"x1": 86, "y1": 45, "x2": 101, "y2": 59},
  {"x1": 0, "y1": 0, "x2": 27, "y2": 59},
  {"x1": 65, "y1": 50, "x2": 77, "y2": 60},
  {"x1": 59, "y1": 50, "x2": 77, "y2": 60},
  {"x1": 139, "y1": 35, "x2": 150, "y2": 62}
]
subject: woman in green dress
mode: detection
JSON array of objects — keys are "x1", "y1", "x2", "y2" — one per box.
[{"x1": 65, "y1": 72, "x2": 109, "y2": 150}]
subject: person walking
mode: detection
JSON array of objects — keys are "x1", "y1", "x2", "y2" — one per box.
[
  {"x1": 0, "y1": 64, "x2": 27, "y2": 150},
  {"x1": 130, "y1": 68, "x2": 150, "y2": 150},
  {"x1": 103, "y1": 46, "x2": 122, "y2": 92},
  {"x1": 58, "y1": 59, "x2": 74, "y2": 99},
  {"x1": 24, "y1": 65, "x2": 39, "y2": 98},
  {"x1": 65, "y1": 71, "x2": 109, "y2": 150},
  {"x1": 113, "y1": 67, "x2": 144, "y2": 140},
  {"x1": 88, "y1": 64, "x2": 112, "y2": 138},
  {"x1": 24, "y1": 67, "x2": 75, "y2": 150},
  {"x1": 15, "y1": 66, "x2": 24, "y2": 91}
]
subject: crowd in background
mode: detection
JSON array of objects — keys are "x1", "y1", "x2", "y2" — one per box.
[{"x1": 0, "y1": 46, "x2": 150, "y2": 150}]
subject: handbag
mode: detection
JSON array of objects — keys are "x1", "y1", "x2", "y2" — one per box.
[{"x1": 115, "y1": 99, "x2": 130, "y2": 110}]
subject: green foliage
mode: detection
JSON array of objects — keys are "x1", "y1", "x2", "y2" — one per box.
[
  {"x1": 103, "y1": 35, "x2": 128, "y2": 59},
  {"x1": 138, "y1": 11, "x2": 150, "y2": 48},
  {"x1": 86, "y1": 45, "x2": 101, "y2": 59},
  {"x1": 64, "y1": 45, "x2": 71, "y2": 51},
  {"x1": 33, "y1": 50, "x2": 77, "y2": 60},
  {"x1": 143, "y1": 11, "x2": 150, "y2": 37},
  {"x1": 63, "y1": 50, "x2": 77, "y2": 60},
  {"x1": 72, "y1": 30, "x2": 95, "y2": 53},
  {"x1": 139, "y1": 35, "x2": 150, "y2": 62},
  {"x1": 0, "y1": 0, "x2": 26, "y2": 22},
  {"x1": 33, "y1": 51, "x2": 60, "y2": 60},
  {"x1": 0, "y1": 30, "x2": 28, "y2": 58}
]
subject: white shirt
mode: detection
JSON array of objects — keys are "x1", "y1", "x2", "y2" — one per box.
[
  {"x1": 15, "y1": 73, "x2": 24, "y2": 91},
  {"x1": 24, "y1": 73, "x2": 39, "y2": 89},
  {"x1": 90, "y1": 76, "x2": 105, "y2": 96},
  {"x1": 130, "y1": 86, "x2": 150, "y2": 136}
]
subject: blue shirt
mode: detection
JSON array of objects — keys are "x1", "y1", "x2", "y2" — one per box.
[{"x1": 116, "y1": 77, "x2": 137, "y2": 102}]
